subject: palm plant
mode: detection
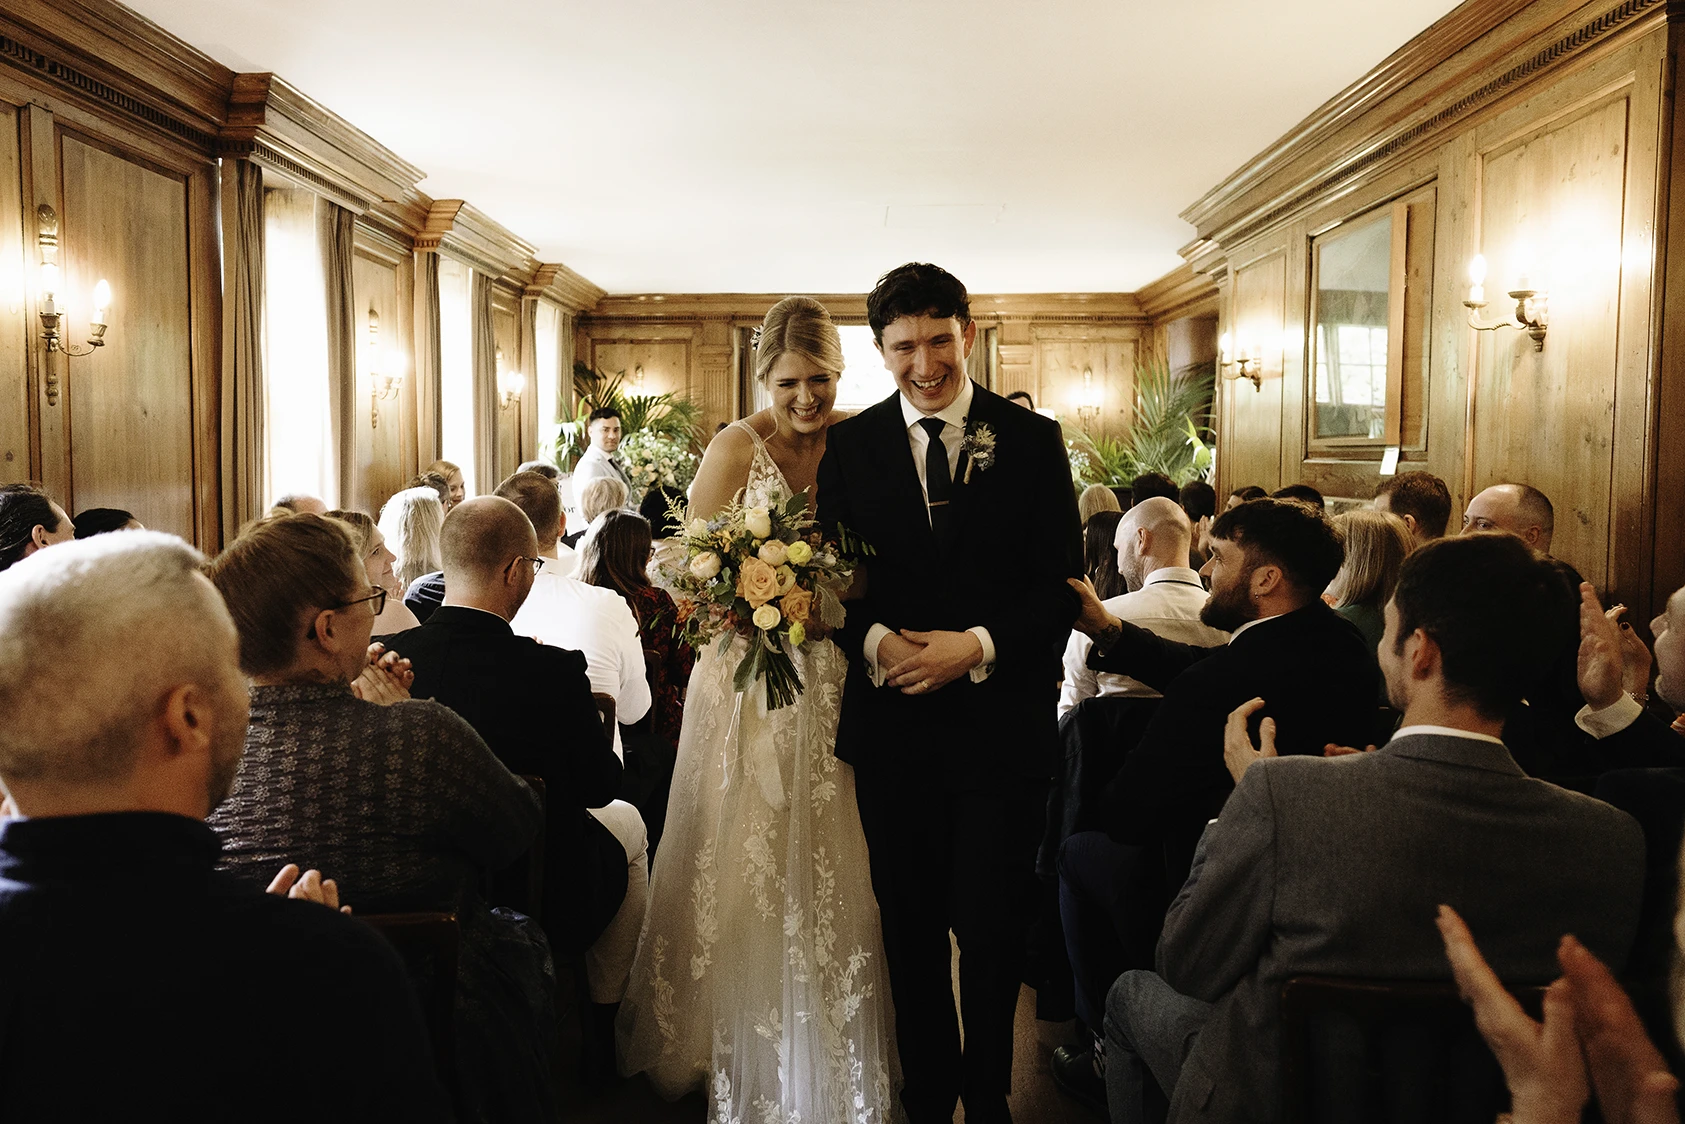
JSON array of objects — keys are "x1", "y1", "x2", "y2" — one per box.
[
  {"x1": 546, "y1": 362, "x2": 706, "y2": 472},
  {"x1": 1068, "y1": 359, "x2": 1215, "y2": 488}
]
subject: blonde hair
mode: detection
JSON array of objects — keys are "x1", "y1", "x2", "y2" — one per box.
[
  {"x1": 377, "y1": 487, "x2": 446, "y2": 588},
  {"x1": 579, "y1": 477, "x2": 629, "y2": 524},
  {"x1": 754, "y1": 296, "x2": 844, "y2": 383},
  {"x1": 325, "y1": 510, "x2": 375, "y2": 556},
  {"x1": 1326, "y1": 509, "x2": 1413, "y2": 608},
  {"x1": 1079, "y1": 484, "x2": 1123, "y2": 524}
]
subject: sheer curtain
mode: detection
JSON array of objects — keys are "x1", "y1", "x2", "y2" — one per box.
[
  {"x1": 262, "y1": 187, "x2": 334, "y2": 506},
  {"x1": 470, "y1": 271, "x2": 497, "y2": 494},
  {"x1": 220, "y1": 159, "x2": 265, "y2": 532},
  {"x1": 535, "y1": 301, "x2": 562, "y2": 456},
  {"x1": 438, "y1": 257, "x2": 474, "y2": 494},
  {"x1": 320, "y1": 201, "x2": 357, "y2": 507}
]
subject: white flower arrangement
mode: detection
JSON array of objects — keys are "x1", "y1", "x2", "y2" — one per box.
[{"x1": 618, "y1": 429, "x2": 700, "y2": 492}]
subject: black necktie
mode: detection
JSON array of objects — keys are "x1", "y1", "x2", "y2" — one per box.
[{"x1": 920, "y1": 417, "x2": 953, "y2": 541}]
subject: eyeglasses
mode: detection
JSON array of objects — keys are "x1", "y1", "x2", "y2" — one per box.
[
  {"x1": 337, "y1": 586, "x2": 388, "y2": 615},
  {"x1": 511, "y1": 556, "x2": 546, "y2": 575}
]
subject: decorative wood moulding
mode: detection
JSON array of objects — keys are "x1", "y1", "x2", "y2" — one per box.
[
  {"x1": 1181, "y1": 0, "x2": 1662, "y2": 259},
  {"x1": 416, "y1": 200, "x2": 539, "y2": 283},
  {"x1": 222, "y1": 74, "x2": 424, "y2": 215},
  {"x1": 526, "y1": 264, "x2": 606, "y2": 314},
  {"x1": 1134, "y1": 264, "x2": 1220, "y2": 321},
  {"x1": 583, "y1": 292, "x2": 1148, "y2": 325}
]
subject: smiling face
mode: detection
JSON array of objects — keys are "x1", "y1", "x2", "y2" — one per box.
[
  {"x1": 767, "y1": 350, "x2": 837, "y2": 436},
  {"x1": 589, "y1": 416, "x2": 622, "y2": 454},
  {"x1": 1653, "y1": 585, "x2": 1685, "y2": 709},
  {"x1": 365, "y1": 528, "x2": 398, "y2": 592},
  {"x1": 879, "y1": 314, "x2": 977, "y2": 415}
]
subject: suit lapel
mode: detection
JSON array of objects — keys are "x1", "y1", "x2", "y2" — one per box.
[
  {"x1": 949, "y1": 382, "x2": 1000, "y2": 541},
  {"x1": 867, "y1": 394, "x2": 937, "y2": 553}
]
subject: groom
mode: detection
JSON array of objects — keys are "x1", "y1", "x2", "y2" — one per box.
[{"x1": 817, "y1": 263, "x2": 1082, "y2": 1124}]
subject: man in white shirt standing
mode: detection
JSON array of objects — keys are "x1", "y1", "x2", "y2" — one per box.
[
  {"x1": 573, "y1": 408, "x2": 634, "y2": 495},
  {"x1": 1059, "y1": 498, "x2": 1226, "y2": 717},
  {"x1": 499, "y1": 472, "x2": 650, "y2": 758}
]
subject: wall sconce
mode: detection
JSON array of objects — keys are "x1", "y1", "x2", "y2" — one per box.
[
  {"x1": 36, "y1": 205, "x2": 112, "y2": 407},
  {"x1": 1218, "y1": 332, "x2": 1262, "y2": 391},
  {"x1": 1463, "y1": 254, "x2": 1547, "y2": 351},
  {"x1": 1076, "y1": 367, "x2": 1101, "y2": 427},
  {"x1": 367, "y1": 306, "x2": 403, "y2": 428},
  {"x1": 497, "y1": 348, "x2": 525, "y2": 409}
]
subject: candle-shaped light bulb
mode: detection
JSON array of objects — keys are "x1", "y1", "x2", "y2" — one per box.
[
  {"x1": 1219, "y1": 332, "x2": 1232, "y2": 364},
  {"x1": 40, "y1": 261, "x2": 58, "y2": 301},
  {"x1": 1467, "y1": 254, "x2": 1486, "y2": 304},
  {"x1": 91, "y1": 279, "x2": 111, "y2": 325}
]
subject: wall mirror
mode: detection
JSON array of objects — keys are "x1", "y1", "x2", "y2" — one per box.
[{"x1": 1311, "y1": 207, "x2": 1402, "y2": 442}]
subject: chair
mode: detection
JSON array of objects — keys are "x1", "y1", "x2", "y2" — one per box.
[
  {"x1": 362, "y1": 911, "x2": 461, "y2": 1101},
  {"x1": 1279, "y1": 975, "x2": 1547, "y2": 1124},
  {"x1": 485, "y1": 774, "x2": 547, "y2": 921},
  {"x1": 591, "y1": 692, "x2": 616, "y2": 744}
]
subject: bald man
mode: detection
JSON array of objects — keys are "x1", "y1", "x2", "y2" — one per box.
[
  {"x1": 1461, "y1": 483, "x2": 1555, "y2": 555},
  {"x1": 1059, "y1": 498, "x2": 1229, "y2": 716},
  {"x1": 376, "y1": 497, "x2": 645, "y2": 1051}
]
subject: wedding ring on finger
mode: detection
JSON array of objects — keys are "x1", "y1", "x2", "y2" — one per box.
[{"x1": 920, "y1": 679, "x2": 932, "y2": 691}]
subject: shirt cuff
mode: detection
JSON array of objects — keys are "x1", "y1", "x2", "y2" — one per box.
[
  {"x1": 967, "y1": 626, "x2": 996, "y2": 684},
  {"x1": 1575, "y1": 693, "x2": 1644, "y2": 739},
  {"x1": 864, "y1": 623, "x2": 892, "y2": 688}
]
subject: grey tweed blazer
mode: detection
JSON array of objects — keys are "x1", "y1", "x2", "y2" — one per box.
[{"x1": 1157, "y1": 732, "x2": 1645, "y2": 1124}]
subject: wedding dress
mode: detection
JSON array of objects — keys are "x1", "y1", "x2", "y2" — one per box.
[{"x1": 617, "y1": 420, "x2": 900, "y2": 1124}]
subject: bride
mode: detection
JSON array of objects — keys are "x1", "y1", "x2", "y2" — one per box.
[{"x1": 617, "y1": 296, "x2": 900, "y2": 1123}]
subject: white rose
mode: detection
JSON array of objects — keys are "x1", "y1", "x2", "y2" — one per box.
[
  {"x1": 744, "y1": 507, "x2": 773, "y2": 539},
  {"x1": 688, "y1": 518, "x2": 709, "y2": 538},
  {"x1": 785, "y1": 540, "x2": 813, "y2": 566},
  {"x1": 689, "y1": 551, "x2": 722, "y2": 580},
  {"x1": 758, "y1": 540, "x2": 788, "y2": 567},
  {"x1": 752, "y1": 603, "x2": 781, "y2": 630}
]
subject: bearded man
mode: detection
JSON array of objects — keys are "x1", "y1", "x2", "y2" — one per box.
[{"x1": 1069, "y1": 498, "x2": 1377, "y2": 886}]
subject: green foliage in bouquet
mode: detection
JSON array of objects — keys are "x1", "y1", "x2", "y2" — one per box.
[
  {"x1": 544, "y1": 362, "x2": 706, "y2": 476},
  {"x1": 619, "y1": 429, "x2": 700, "y2": 493}
]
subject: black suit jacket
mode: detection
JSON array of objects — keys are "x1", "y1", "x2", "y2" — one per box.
[
  {"x1": 1088, "y1": 601, "x2": 1377, "y2": 873},
  {"x1": 815, "y1": 382, "x2": 1082, "y2": 784},
  {"x1": 377, "y1": 606, "x2": 624, "y2": 949}
]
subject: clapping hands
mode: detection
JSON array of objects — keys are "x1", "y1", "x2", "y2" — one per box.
[
  {"x1": 351, "y1": 642, "x2": 413, "y2": 705},
  {"x1": 1579, "y1": 583, "x2": 1653, "y2": 711},
  {"x1": 267, "y1": 863, "x2": 353, "y2": 915}
]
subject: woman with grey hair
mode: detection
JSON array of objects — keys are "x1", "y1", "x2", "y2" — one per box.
[{"x1": 377, "y1": 486, "x2": 446, "y2": 590}]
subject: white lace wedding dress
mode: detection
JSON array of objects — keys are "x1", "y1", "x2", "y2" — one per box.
[{"x1": 617, "y1": 421, "x2": 900, "y2": 1124}]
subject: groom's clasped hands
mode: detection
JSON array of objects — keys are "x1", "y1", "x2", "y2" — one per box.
[{"x1": 881, "y1": 628, "x2": 985, "y2": 694}]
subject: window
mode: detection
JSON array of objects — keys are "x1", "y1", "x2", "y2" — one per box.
[
  {"x1": 1307, "y1": 186, "x2": 1435, "y2": 452},
  {"x1": 438, "y1": 257, "x2": 475, "y2": 495},
  {"x1": 263, "y1": 187, "x2": 333, "y2": 504}
]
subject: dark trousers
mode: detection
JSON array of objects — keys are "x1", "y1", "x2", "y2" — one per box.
[
  {"x1": 1058, "y1": 830, "x2": 1169, "y2": 1032},
  {"x1": 854, "y1": 758, "x2": 1047, "y2": 1124}
]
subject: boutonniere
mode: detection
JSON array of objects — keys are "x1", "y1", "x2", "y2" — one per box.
[{"x1": 960, "y1": 423, "x2": 997, "y2": 484}]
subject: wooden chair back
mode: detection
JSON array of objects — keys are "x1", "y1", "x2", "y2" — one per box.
[
  {"x1": 485, "y1": 774, "x2": 547, "y2": 922},
  {"x1": 362, "y1": 911, "x2": 461, "y2": 1100},
  {"x1": 592, "y1": 692, "x2": 616, "y2": 744}
]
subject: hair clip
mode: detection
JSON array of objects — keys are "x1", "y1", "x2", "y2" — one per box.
[{"x1": 750, "y1": 326, "x2": 764, "y2": 352}]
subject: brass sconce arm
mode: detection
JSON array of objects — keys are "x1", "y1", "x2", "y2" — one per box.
[{"x1": 1464, "y1": 290, "x2": 1548, "y2": 352}]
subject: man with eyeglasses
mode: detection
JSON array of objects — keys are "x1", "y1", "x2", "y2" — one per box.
[{"x1": 377, "y1": 496, "x2": 640, "y2": 1051}]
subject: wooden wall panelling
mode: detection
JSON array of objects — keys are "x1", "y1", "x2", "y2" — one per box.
[
  {"x1": 0, "y1": 102, "x2": 28, "y2": 486},
  {"x1": 697, "y1": 320, "x2": 734, "y2": 432},
  {"x1": 1220, "y1": 249, "x2": 1289, "y2": 493},
  {"x1": 351, "y1": 224, "x2": 413, "y2": 516},
  {"x1": 1029, "y1": 325, "x2": 1141, "y2": 444},
  {"x1": 1651, "y1": 1, "x2": 1685, "y2": 620},
  {"x1": 492, "y1": 284, "x2": 521, "y2": 483}
]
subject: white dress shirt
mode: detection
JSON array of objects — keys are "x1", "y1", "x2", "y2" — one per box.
[
  {"x1": 863, "y1": 379, "x2": 996, "y2": 687},
  {"x1": 574, "y1": 445, "x2": 632, "y2": 493},
  {"x1": 510, "y1": 569, "x2": 650, "y2": 758},
  {"x1": 1059, "y1": 566, "x2": 1227, "y2": 717}
]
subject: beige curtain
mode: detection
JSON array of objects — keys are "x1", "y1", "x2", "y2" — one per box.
[
  {"x1": 414, "y1": 252, "x2": 442, "y2": 466},
  {"x1": 558, "y1": 308, "x2": 576, "y2": 421},
  {"x1": 470, "y1": 270, "x2": 497, "y2": 495},
  {"x1": 320, "y1": 201, "x2": 357, "y2": 507},
  {"x1": 219, "y1": 159, "x2": 265, "y2": 537},
  {"x1": 520, "y1": 296, "x2": 538, "y2": 460}
]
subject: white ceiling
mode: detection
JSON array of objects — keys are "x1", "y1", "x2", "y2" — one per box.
[{"x1": 125, "y1": 0, "x2": 1463, "y2": 295}]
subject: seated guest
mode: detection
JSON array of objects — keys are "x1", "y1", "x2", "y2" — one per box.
[
  {"x1": 382, "y1": 486, "x2": 447, "y2": 622},
  {"x1": 1573, "y1": 581, "x2": 1685, "y2": 764},
  {"x1": 1131, "y1": 472, "x2": 1179, "y2": 506},
  {"x1": 272, "y1": 492, "x2": 326, "y2": 515},
  {"x1": 1271, "y1": 482, "x2": 1324, "y2": 509},
  {"x1": 421, "y1": 459, "x2": 466, "y2": 510},
  {"x1": 1177, "y1": 481, "x2": 1216, "y2": 569},
  {"x1": 1080, "y1": 483, "x2": 1123, "y2": 525},
  {"x1": 1373, "y1": 469, "x2": 1451, "y2": 549},
  {"x1": 1325, "y1": 508, "x2": 1413, "y2": 655},
  {"x1": 1225, "y1": 484, "x2": 1267, "y2": 510},
  {"x1": 579, "y1": 509, "x2": 694, "y2": 750},
  {"x1": 641, "y1": 483, "x2": 688, "y2": 578},
  {"x1": 325, "y1": 509, "x2": 421, "y2": 633},
  {"x1": 72, "y1": 507, "x2": 143, "y2": 537},
  {"x1": 1462, "y1": 481, "x2": 1556, "y2": 555},
  {"x1": 377, "y1": 498, "x2": 645, "y2": 1030},
  {"x1": 0, "y1": 483, "x2": 74, "y2": 571},
  {"x1": 204, "y1": 513, "x2": 552, "y2": 1121},
  {"x1": 1104, "y1": 533, "x2": 1645, "y2": 1124},
  {"x1": 501, "y1": 471, "x2": 652, "y2": 756},
  {"x1": 1006, "y1": 390, "x2": 1037, "y2": 409},
  {"x1": 0, "y1": 532, "x2": 448, "y2": 1121},
  {"x1": 408, "y1": 470, "x2": 452, "y2": 507},
  {"x1": 516, "y1": 459, "x2": 560, "y2": 480},
  {"x1": 1084, "y1": 510, "x2": 1127, "y2": 599},
  {"x1": 1071, "y1": 499, "x2": 1375, "y2": 875},
  {"x1": 568, "y1": 476, "x2": 629, "y2": 551},
  {"x1": 1060, "y1": 499, "x2": 1226, "y2": 718}
]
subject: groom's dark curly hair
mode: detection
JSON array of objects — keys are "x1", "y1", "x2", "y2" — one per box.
[{"x1": 866, "y1": 262, "x2": 971, "y2": 343}]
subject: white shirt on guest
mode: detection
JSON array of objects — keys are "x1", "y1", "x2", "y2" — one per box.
[
  {"x1": 510, "y1": 568, "x2": 650, "y2": 759},
  {"x1": 574, "y1": 445, "x2": 631, "y2": 493},
  {"x1": 1059, "y1": 566, "x2": 1228, "y2": 717},
  {"x1": 550, "y1": 540, "x2": 578, "y2": 579},
  {"x1": 863, "y1": 377, "x2": 997, "y2": 687}
]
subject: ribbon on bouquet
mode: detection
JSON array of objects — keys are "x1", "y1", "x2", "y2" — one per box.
[{"x1": 718, "y1": 666, "x2": 786, "y2": 811}]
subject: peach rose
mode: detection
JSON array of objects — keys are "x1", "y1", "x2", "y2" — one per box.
[
  {"x1": 780, "y1": 586, "x2": 813, "y2": 625},
  {"x1": 736, "y1": 556, "x2": 780, "y2": 607}
]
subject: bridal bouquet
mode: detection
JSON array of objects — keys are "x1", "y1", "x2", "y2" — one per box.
[{"x1": 662, "y1": 493, "x2": 867, "y2": 710}]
